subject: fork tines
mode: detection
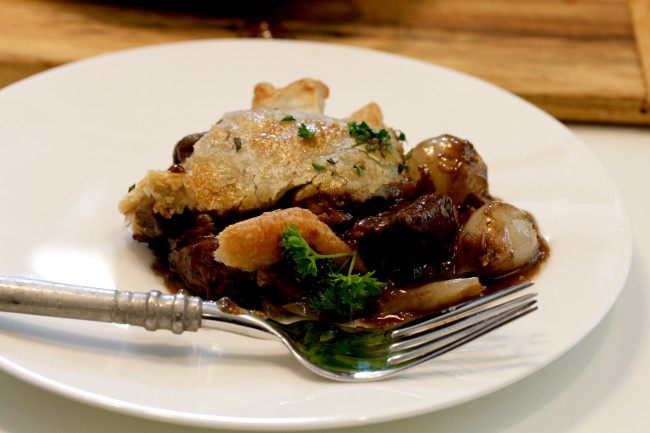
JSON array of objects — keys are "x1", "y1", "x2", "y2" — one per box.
[{"x1": 387, "y1": 280, "x2": 537, "y2": 366}]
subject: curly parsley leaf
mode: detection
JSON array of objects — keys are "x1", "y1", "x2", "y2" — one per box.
[
  {"x1": 312, "y1": 272, "x2": 384, "y2": 319},
  {"x1": 280, "y1": 225, "x2": 385, "y2": 319},
  {"x1": 298, "y1": 123, "x2": 316, "y2": 139},
  {"x1": 348, "y1": 121, "x2": 393, "y2": 153},
  {"x1": 398, "y1": 148, "x2": 413, "y2": 173},
  {"x1": 279, "y1": 225, "x2": 322, "y2": 277}
]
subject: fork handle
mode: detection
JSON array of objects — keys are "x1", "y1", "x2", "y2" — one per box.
[{"x1": 0, "y1": 275, "x2": 203, "y2": 334}]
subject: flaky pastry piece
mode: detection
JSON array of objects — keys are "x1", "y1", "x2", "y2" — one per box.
[
  {"x1": 253, "y1": 79, "x2": 329, "y2": 113},
  {"x1": 214, "y1": 207, "x2": 353, "y2": 272},
  {"x1": 119, "y1": 79, "x2": 406, "y2": 237}
]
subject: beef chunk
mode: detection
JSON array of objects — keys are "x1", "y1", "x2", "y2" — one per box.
[
  {"x1": 346, "y1": 193, "x2": 460, "y2": 283},
  {"x1": 158, "y1": 213, "x2": 260, "y2": 307}
]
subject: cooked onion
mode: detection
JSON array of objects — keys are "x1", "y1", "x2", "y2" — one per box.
[
  {"x1": 407, "y1": 134, "x2": 489, "y2": 205},
  {"x1": 377, "y1": 277, "x2": 485, "y2": 317},
  {"x1": 457, "y1": 201, "x2": 540, "y2": 276}
]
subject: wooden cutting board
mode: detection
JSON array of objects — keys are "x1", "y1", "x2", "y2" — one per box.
[{"x1": 1, "y1": 0, "x2": 649, "y2": 125}]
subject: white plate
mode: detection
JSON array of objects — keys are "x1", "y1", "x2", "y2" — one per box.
[{"x1": 0, "y1": 39, "x2": 632, "y2": 430}]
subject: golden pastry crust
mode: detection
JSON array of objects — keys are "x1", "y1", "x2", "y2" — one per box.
[
  {"x1": 253, "y1": 78, "x2": 329, "y2": 113},
  {"x1": 346, "y1": 102, "x2": 385, "y2": 128},
  {"x1": 119, "y1": 79, "x2": 406, "y2": 228},
  {"x1": 214, "y1": 207, "x2": 352, "y2": 272}
]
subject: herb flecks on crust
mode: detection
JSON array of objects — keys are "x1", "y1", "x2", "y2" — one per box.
[{"x1": 118, "y1": 79, "x2": 406, "y2": 223}]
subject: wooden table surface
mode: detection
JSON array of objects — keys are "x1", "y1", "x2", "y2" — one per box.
[{"x1": 1, "y1": 0, "x2": 649, "y2": 125}]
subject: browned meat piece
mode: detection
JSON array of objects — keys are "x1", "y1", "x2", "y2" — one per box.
[
  {"x1": 165, "y1": 213, "x2": 260, "y2": 306},
  {"x1": 346, "y1": 193, "x2": 460, "y2": 283}
]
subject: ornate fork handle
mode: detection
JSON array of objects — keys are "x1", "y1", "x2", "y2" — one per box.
[
  {"x1": 0, "y1": 275, "x2": 206, "y2": 334},
  {"x1": 0, "y1": 274, "x2": 278, "y2": 341}
]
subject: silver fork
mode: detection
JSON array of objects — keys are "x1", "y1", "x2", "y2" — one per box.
[{"x1": 0, "y1": 275, "x2": 536, "y2": 382}]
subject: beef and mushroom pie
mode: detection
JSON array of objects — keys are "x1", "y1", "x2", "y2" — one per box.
[{"x1": 119, "y1": 78, "x2": 547, "y2": 329}]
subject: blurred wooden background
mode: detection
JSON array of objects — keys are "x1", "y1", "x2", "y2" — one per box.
[{"x1": 1, "y1": 0, "x2": 648, "y2": 125}]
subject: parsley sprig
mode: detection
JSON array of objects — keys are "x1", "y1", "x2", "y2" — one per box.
[
  {"x1": 298, "y1": 123, "x2": 316, "y2": 139},
  {"x1": 280, "y1": 225, "x2": 384, "y2": 319},
  {"x1": 398, "y1": 148, "x2": 413, "y2": 173},
  {"x1": 348, "y1": 121, "x2": 393, "y2": 153}
]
